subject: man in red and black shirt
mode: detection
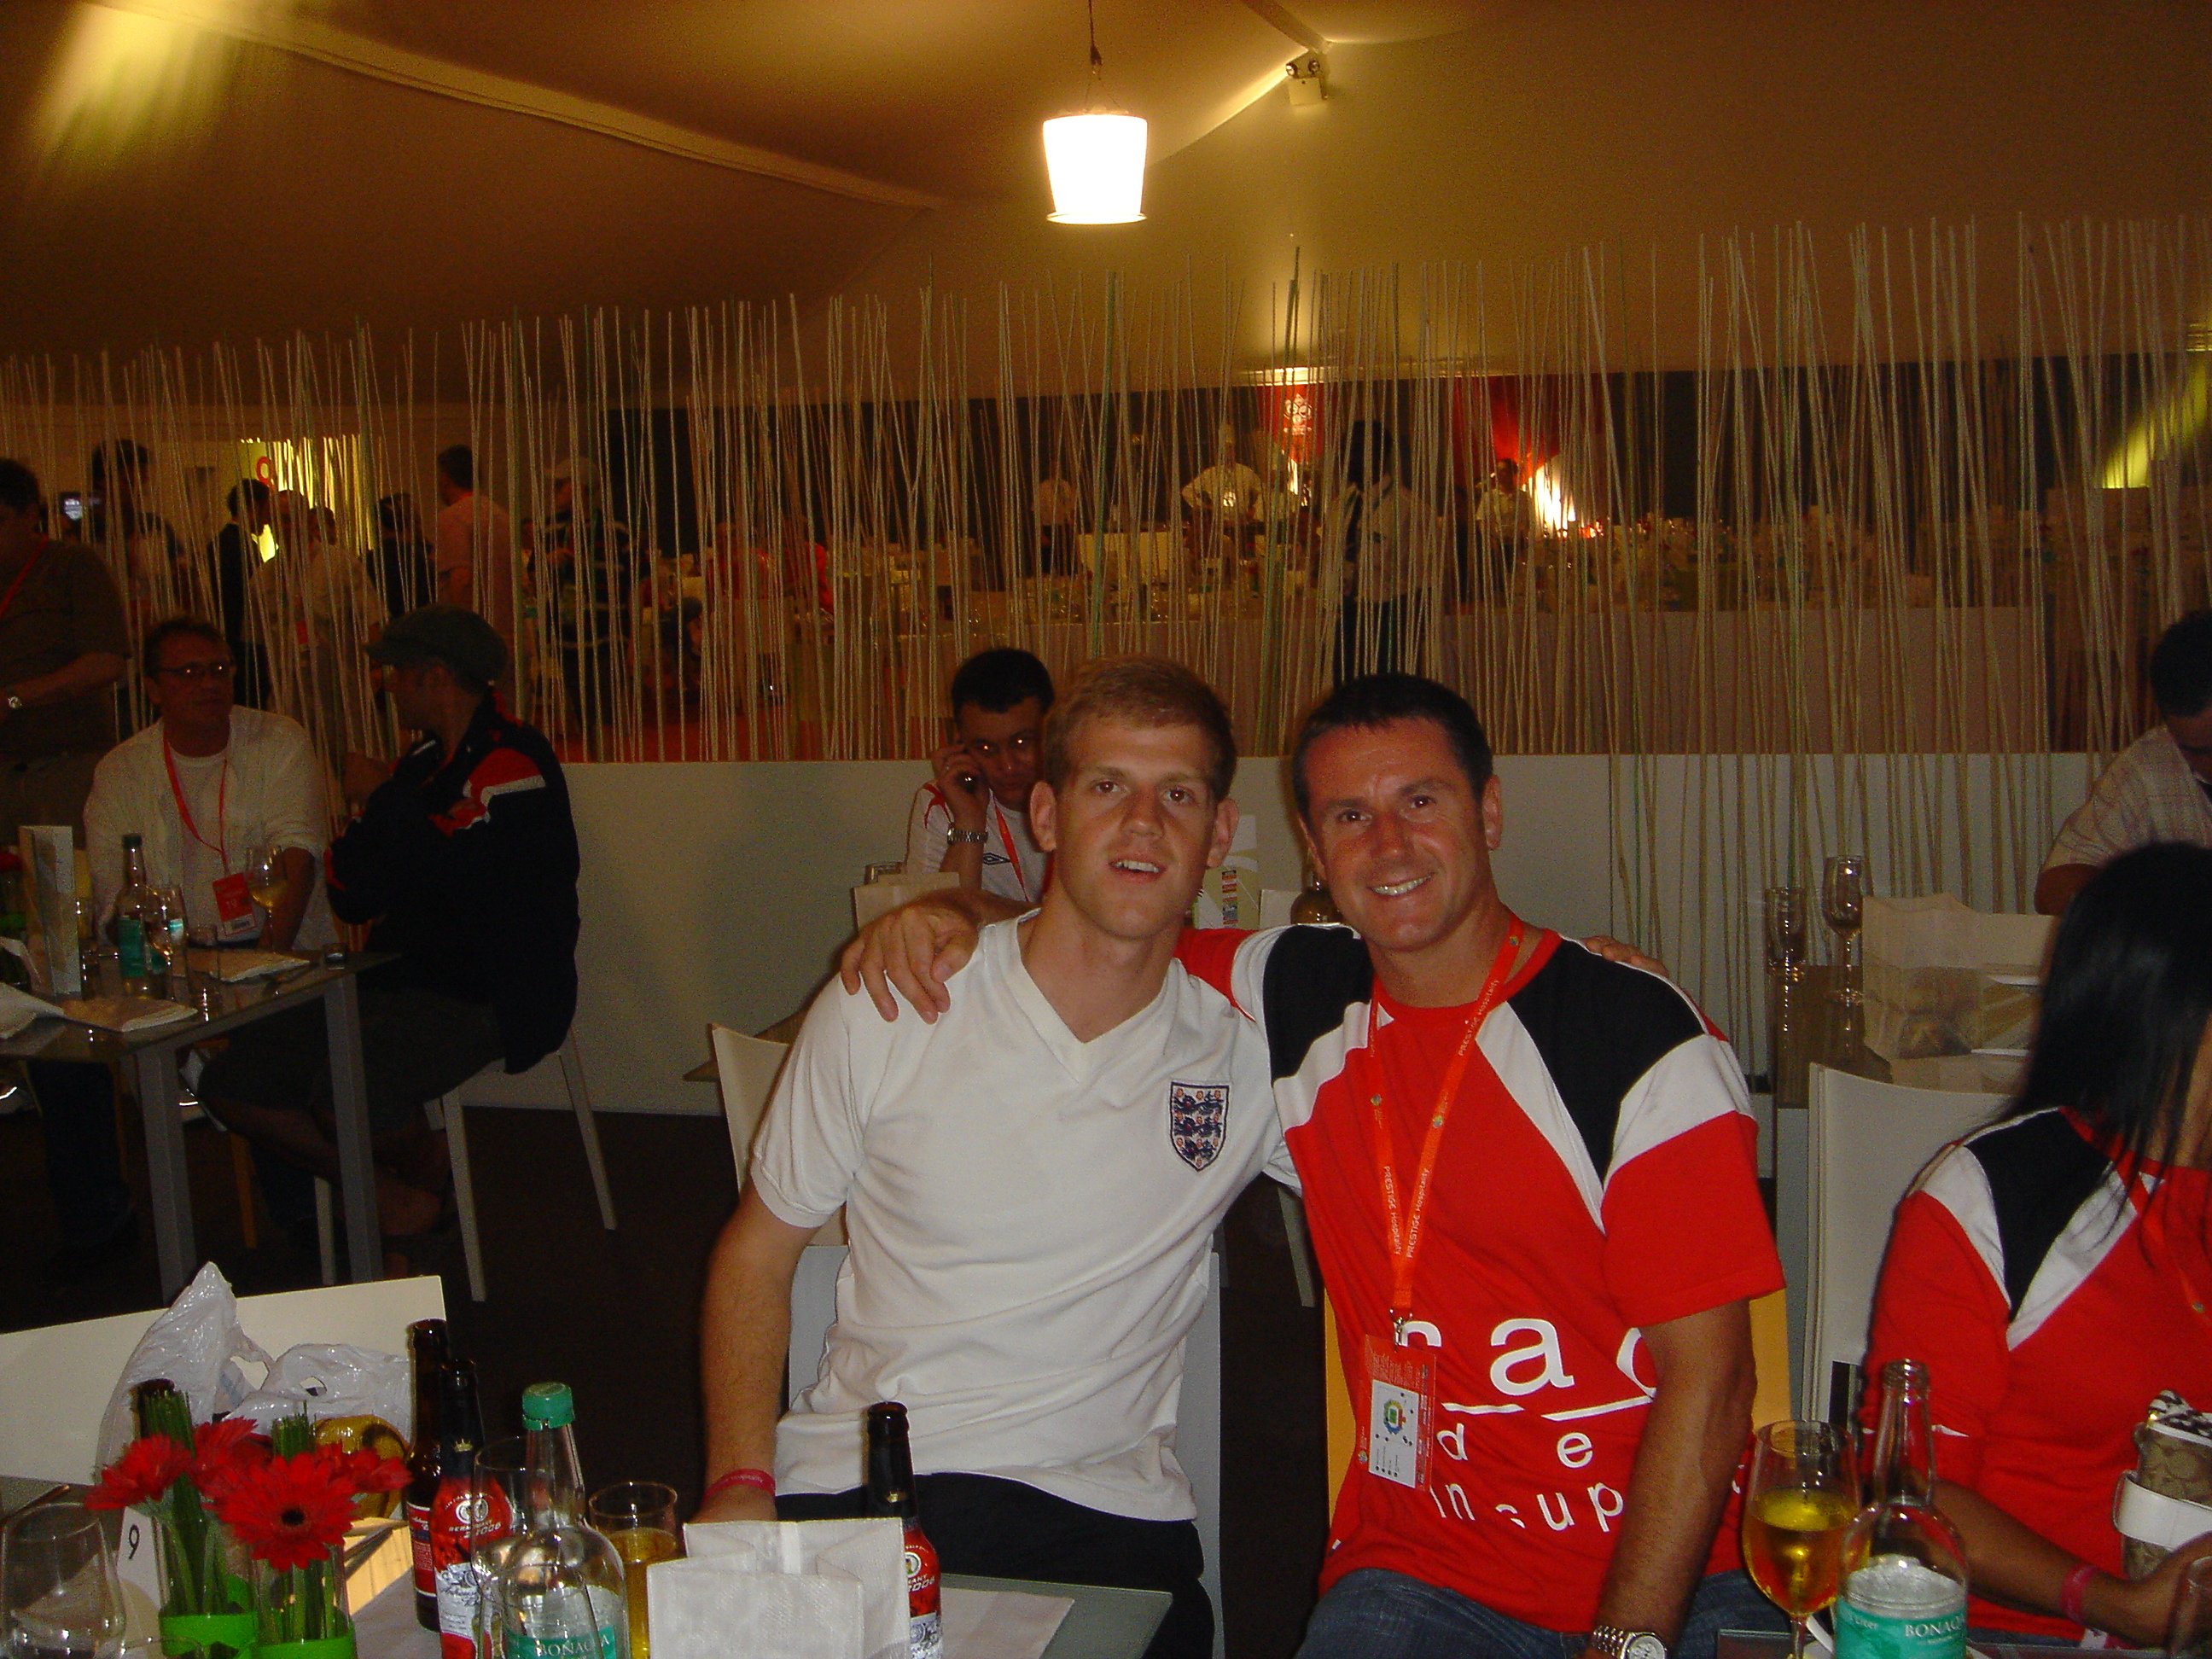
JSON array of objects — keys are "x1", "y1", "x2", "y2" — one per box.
[
  {"x1": 843, "y1": 673, "x2": 1786, "y2": 1659},
  {"x1": 202, "y1": 604, "x2": 579, "y2": 1240}
]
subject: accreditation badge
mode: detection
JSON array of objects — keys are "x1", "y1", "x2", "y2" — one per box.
[
  {"x1": 211, "y1": 872, "x2": 258, "y2": 941},
  {"x1": 1361, "y1": 1334, "x2": 1434, "y2": 1490}
]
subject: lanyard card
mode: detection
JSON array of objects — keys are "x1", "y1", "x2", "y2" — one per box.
[
  {"x1": 1362, "y1": 1333, "x2": 1434, "y2": 1490},
  {"x1": 211, "y1": 872, "x2": 258, "y2": 941}
]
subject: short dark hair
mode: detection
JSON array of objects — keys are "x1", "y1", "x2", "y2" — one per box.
[
  {"x1": 1041, "y1": 655, "x2": 1236, "y2": 803},
  {"x1": 89, "y1": 439, "x2": 149, "y2": 487},
  {"x1": 437, "y1": 445, "x2": 474, "y2": 492},
  {"x1": 1291, "y1": 673, "x2": 1494, "y2": 822},
  {"x1": 141, "y1": 616, "x2": 230, "y2": 680},
  {"x1": 2011, "y1": 841, "x2": 2212, "y2": 1184},
  {"x1": 0, "y1": 459, "x2": 38, "y2": 514},
  {"x1": 949, "y1": 647, "x2": 1054, "y2": 718},
  {"x1": 2150, "y1": 611, "x2": 2212, "y2": 719},
  {"x1": 226, "y1": 478, "x2": 272, "y2": 521}
]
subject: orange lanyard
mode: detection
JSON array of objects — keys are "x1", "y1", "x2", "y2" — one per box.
[
  {"x1": 992, "y1": 798, "x2": 1032, "y2": 903},
  {"x1": 1365, "y1": 918, "x2": 1524, "y2": 1345},
  {"x1": 0, "y1": 544, "x2": 47, "y2": 626},
  {"x1": 161, "y1": 731, "x2": 230, "y2": 870}
]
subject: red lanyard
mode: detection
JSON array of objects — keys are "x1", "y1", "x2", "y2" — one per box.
[
  {"x1": 992, "y1": 798, "x2": 1032, "y2": 903},
  {"x1": 0, "y1": 544, "x2": 47, "y2": 627},
  {"x1": 1365, "y1": 917, "x2": 1524, "y2": 1345},
  {"x1": 160, "y1": 731, "x2": 230, "y2": 870}
]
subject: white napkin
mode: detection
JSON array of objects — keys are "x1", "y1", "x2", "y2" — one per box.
[
  {"x1": 185, "y1": 948, "x2": 310, "y2": 982},
  {"x1": 649, "y1": 1557, "x2": 864, "y2": 1659},
  {"x1": 675, "y1": 1519, "x2": 906, "y2": 1659},
  {"x1": 61, "y1": 995, "x2": 197, "y2": 1033},
  {"x1": 0, "y1": 979, "x2": 62, "y2": 1037}
]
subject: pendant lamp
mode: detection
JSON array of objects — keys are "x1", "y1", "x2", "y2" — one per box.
[{"x1": 1044, "y1": 0, "x2": 1146, "y2": 224}]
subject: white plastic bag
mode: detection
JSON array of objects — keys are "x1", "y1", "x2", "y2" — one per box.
[
  {"x1": 95, "y1": 1262, "x2": 268, "y2": 1470},
  {"x1": 230, "y1": 1343, "x2": 412, "y2": 1441}
]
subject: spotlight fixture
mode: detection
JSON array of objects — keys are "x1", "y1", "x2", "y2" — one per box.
[{"x1": 1043, "y1": 0, "x2": 1146, "y2": 224}]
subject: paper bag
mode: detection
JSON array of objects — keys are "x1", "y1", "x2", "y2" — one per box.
[
  {"x1": 671, "y1": 1518, "x2": 907, "y2": 1659},
  {"x1": 19, "y1": 825, "x2": 80, "y2": 997},
  {"x1": 1863, "y1": 895, "x2": 2052, "y2": 1062}
]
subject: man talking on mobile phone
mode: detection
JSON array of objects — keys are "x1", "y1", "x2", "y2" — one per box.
[{"x1": 902, "y1": 647, "x2": 1054, "y2": 903}]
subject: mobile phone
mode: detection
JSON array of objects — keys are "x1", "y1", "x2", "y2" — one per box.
[{"x1": 57, "y1": 492, "x2": 84, "y2": 524}]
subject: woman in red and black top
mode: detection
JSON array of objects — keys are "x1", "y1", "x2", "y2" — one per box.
[{"x1": 1864, "y1": 841, "x2": 2212, "y2": 1646}]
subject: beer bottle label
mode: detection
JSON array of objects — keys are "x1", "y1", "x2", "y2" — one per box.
[{"x1": 407, "y1": 1497, "x2": 435, "y2": 1598}]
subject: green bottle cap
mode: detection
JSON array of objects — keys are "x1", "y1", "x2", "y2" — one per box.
[{"x1": 521, "y1": 1381, "x2": 575, "y2": 1429}]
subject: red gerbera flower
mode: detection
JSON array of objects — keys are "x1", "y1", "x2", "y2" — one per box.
[
  {"x1": 329, "y1": 1447, "x2": 408, "y2": 1495},
  {"x1": 189, "y1": 1418, "x2": 271, "y2": 1504},
  {"x1": 212, "y1": 1452, "x2": 357, "y2": 1571},
  {"x1": 87, "y1": 1434, "x2": 192, "y2": 1511}
]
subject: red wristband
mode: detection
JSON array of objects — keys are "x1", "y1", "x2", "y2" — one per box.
[
  {"x1": 701, "y1": 1467, "x2": 776, "y2": 1506},
  {"x1": 2059, "y1": 1562, "x2": 2098, "y2": 1627}
]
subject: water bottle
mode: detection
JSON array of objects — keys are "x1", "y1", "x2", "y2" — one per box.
[
  {"x1": 494, "y1": 1383, "x2": 627, "y2": 1659},
  {"x1": 1836, "y1": 1359, "x2": 1968, "y2": 1659}
]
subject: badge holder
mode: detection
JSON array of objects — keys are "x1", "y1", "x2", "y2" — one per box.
[
  {"x1": 1361, "y1": 1333, "x2": 1434, "y2": 1490},
  {"x1": 212, "y1": 872, "x2": 258, "y2": 942}
]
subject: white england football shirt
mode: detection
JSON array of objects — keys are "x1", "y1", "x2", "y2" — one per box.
[{"x1": 751, "y1": 917, "x2": 1292, "y2": 1521}]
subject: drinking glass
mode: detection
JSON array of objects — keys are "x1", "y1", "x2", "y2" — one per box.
[
  {"x1": 242, "y1": 847, "x2": 287, "y2": 922},
  {"x1": 2168, "y1": 1554, "x2": 2212, "y2": 1659},
  {"x1": 1822, "y1": 855, "x2": 1867, "y2": 1006},
  {"x1": 1743, "y1": 1419, "x2": 1857, "y2": 1659},
  {"x1": 2, "y1": 1501, "x2": 125, "y2": 1659},
  {"x1": 588, "y1": 1482, "x2": 681, "y2": 1659},
  {"x1": 1764, "y1": 886, "x2": 1808, "y2": 984}
]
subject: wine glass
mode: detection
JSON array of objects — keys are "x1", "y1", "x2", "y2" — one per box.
[
  {"x1": 1822, "y1": 856, "x2": 1867, "y2": 1007},
  {"x1": 2, "y1": 1501, "x2": 124, "y2": 1659},
  {"x1": 243, "y1": 846, "x2": 287, "y2": 924},
  {"x1": 1743, "y1": 1419, "x2": 1858, "y2": 1659},
  {"x1": 1764, "y1": 886, "x2": 1807, "y2": 984}
]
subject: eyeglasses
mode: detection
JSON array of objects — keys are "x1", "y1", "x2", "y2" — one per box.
[{"x1": 154, "y1": 661, "x2": 233, "y2": 682}]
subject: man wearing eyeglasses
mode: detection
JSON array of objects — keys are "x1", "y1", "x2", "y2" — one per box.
[{"x1": 83, "y1": 616, "x2": 333, "y2": 952}]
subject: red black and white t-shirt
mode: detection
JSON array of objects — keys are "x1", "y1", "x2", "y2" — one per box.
[
  {"x1": 1177, "y1": 923, "x2": 1782, "y2": 1632},
  {"x1": 1864, "y1": 1109, "x2": 2212, "y2": 1640}
]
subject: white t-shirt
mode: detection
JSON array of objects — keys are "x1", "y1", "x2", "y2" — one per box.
[
  {"x1": 903, "y1": 785, "x2": 1048, "y2": 905},
  {"x1": 84, "y1": 708, "x2": 335, "y2": 947},
  {"x1": 751, "y1": 917, "x2": 1292, "y2": 1521}
]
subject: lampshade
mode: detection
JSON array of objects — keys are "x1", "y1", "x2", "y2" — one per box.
[{"x1": 1043, "y1": 113, "x2": 1147, "y2": 224}]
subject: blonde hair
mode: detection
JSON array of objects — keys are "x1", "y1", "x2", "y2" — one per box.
[{"x1": 1040, "y1": 655, "x2": 1237, "y2": 802}]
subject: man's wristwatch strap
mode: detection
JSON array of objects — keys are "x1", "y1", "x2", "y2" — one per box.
[
  {"x1": 1590, "y1": 1626, "x2": 1667, "y2": 1659},
  {"x1": 946, "y1": 825, "x2": 990, "y2": 845}
]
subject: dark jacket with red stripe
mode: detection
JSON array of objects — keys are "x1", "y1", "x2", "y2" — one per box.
[{"x1": 326, "y1": 696, "x2": 580, "y2": 1073}]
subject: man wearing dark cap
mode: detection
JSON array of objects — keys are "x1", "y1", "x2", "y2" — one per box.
[{"x1": 201, "y1": 603, "x2": 580, "y2": 1242}]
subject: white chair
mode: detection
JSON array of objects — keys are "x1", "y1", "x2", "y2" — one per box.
[
  {"x1": 317, "y1": 1028, "x2": 614, "y2": 1303},
  {"x1": 1802, "y1": 1063, "x2": 2003, "y2": 1415},
  {"x1": 0, "y1": 1276, "x2": 445, "y2": 1485}
]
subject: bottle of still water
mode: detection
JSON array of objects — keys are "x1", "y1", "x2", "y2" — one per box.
[
  {"x1": 1836, "y1": 1359, "x2": 1968, "y2": 1659},
  {"x1": 492, "y1": 1382, "x2": 628, "y2": 1659}
]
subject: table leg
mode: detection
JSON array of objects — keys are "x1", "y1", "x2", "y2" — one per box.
[
  {"x1": 323, "y1": 975, "x2": 381, "y2": 1282},
  {"x1": 134, "y1": 1047, "x2": 193, "y2": 1300}
]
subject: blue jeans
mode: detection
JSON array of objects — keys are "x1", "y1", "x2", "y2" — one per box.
[{"x1": 1297, "y1": 1567, "x2": 1790, "y2": 1659}]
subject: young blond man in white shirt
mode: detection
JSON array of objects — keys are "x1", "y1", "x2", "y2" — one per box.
[{"x1": 701, "y1": 656, "x2": 1289, "y2": 1659}]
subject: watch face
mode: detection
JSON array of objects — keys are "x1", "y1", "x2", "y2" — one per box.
[{"x1": 1624, "y1": 1635, "x2": 1667, "y2": 1659}]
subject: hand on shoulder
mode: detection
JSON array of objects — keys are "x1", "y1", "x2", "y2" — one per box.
[{"x1": 837, "y1": 893, "x2": 1000, "y2": 1022}]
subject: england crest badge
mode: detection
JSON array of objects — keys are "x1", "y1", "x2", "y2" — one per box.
[{"x1": 1168, "y1": 1080, "x2": 1230, "y2": 1170}]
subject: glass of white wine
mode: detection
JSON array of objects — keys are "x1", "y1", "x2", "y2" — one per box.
[
  {"x1": 1823, "y1": 855, "x2": 1867, "y2": 1007},
  {"x1": 589, "y1": 1481, "x2": 681, "y2": 1659},
  {"x1": 1743, "y1": 1419, "x2": 1858, "y2": 1659},
  {"x1": 2, "y1": 1501, "x2": 123, "y2": 1659},
  {"x1": 243, "y1": 845, "x2": 288, "y2": 928}
]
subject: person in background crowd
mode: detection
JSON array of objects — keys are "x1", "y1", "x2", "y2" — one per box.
[
  {"x1": 844, "y1": 672, "x2": 1784, "y2": 1659},
  {"x1": 533, "y1": 455, "x2": 635, "y2": 731},
  {"x1": 434, "y1": 445, "x2": 517, "y2": 657},
  {"x1": 210, "y1": 477, "x2": 274, "y2": 707},
  {"x1": 0, "y1": 457, "x2": 136, "y2": 1278},
  {"x1": 1864, "y1": 841, "x2": 2212, "y2": 1646},
  {"x1": 2039, "y1": 610, "x2": 2212, "y2": 913},
  {"x1": 700, "y1": 657, "x2": 1291, "y2": 1659},
  {"x1": 87, "y1": 439, "x2": 185, "y2": 631},
  {"x1": 199, "y1": 604, "x2": 579, "y2": 1247},
  {"x1": 375, "y1": 492, "x2": 436, "y2": 620},
  {"x1": 903, "y1": 647, "x2": 1053, "y2": 904},
  {"x1": 1335, "y1": 422, "x2": 1412, "y2": 678}
]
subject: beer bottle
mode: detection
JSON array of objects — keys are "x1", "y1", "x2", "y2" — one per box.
[
  {"x1": 431, "y1": 1360, "x2": 514, "y2": 1659},
  {"x1": 864, "y1": 1402, "x2": 941, "y2": 1659},
  {"x1": 405, "y1": 1320, "x2": 454, "y2": 1630},
  {"x1": 1837, "y1": 1359, "x2": 1968, "y2": 1659}
]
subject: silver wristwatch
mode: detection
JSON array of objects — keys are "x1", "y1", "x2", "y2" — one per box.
[
  {"x1": 2, "y1": 691, "x2": 21, "y2": 713},
  {"x1": 946, "y1": 826, "x2": 989, "y2": 845},
  {"x1": 1590, "y1": 1627, "x2": 1666, "y2": 1659}
]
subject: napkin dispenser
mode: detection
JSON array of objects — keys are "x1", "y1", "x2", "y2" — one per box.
[{"x1": 655, "y1": 1517, "x2": 907, "y2": 1659}]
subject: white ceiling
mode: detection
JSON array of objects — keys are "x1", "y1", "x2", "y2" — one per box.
[{"x1": 0, "y1": 0, "x2": 1486, "y2": 354}]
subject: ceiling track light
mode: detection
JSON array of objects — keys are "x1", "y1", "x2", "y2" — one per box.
[{"x1": 1043, "y1": 0, "x2": 1146, "y2": 224}]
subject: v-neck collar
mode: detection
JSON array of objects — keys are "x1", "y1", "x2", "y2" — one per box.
[{"x1": 995, "y1": 916, "x2": 1174, "y2": 1086}]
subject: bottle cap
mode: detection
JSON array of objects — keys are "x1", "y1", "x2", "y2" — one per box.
[
  {"x1": 123, "y1": 834, "x2": 143, "y2": 849},
  {"x1": 521, "y1": 1382, "x2": 575, "y2": 1429}
]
